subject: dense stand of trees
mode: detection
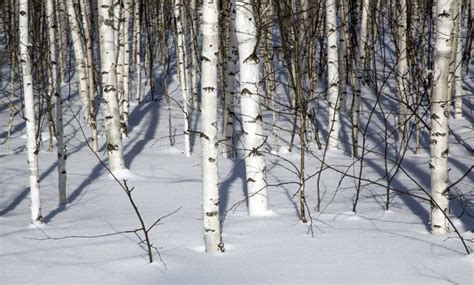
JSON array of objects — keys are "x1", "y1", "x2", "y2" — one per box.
[{"x1": 0, "y1": 0, "x2": 472, "y2": 254}]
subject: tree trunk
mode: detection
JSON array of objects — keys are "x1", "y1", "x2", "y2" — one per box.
[
  {"x1": 98, "y1": 0, "x2": 126, "y2": 172},
  {"x1": 222, "y1": 0, "x2": 238, "y2": 159},
  {"x1": 430, "y1": 0, "x2": 453, "y2": 235},
  {"x1": 235, "y1": 0, "x2": 269, "y2": 215},
  {"x1": 65, "y1": 0, "x2": 93, "y2": 144},
  {"x1": 133, "y1": 0, "x2": 142, "y2": 103},
  {"x1": 201, "y1": 0, "x2": 222, "y2": 253},
  {"x1": 396, "y1": 0, "x2": 409, "y2": 145},
  {"x1": 326, "y1": 0, "x2": 340, "y2": 149},
  {"x1": 47, "y1": 0, "x2": 67, "y2": 205},
  {"x1": 19, "y1": 0, "x2": 42, "y2": 224},
  {"x1": 174, "y1": 0, "x2": 191, "y2": 157},
  {"x1": 79, "y1": 0, "x2": 98, "y2": 152}
]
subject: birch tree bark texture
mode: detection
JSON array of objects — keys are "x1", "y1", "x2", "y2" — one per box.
[
  {"x1": 174, "y1": 0, "x2": 191, "y2": 157},
  {"x1": 430, "y1": 0, "x2": 453, "y2": 235},
  {"x1": 47, "y1": 0, "x2": 67, "y2": 205},
  {"x1": 65, "y1": 0, "x2": 94, "y2": 144},
  {"x1": 222, "y1": 0, "x2": 238, "y2": 159},
  {"x1": 98, "y1": 0, "x2": 126, "y2": 172},
  {"x1": 19, "y1": 0, "x2": 42, "y2": 223},
  {"x1": 235, "y1": 0, "x2": 269, "y2": 215},
  {"x1": 201, "y1": 0, "x2": 223, "y2": 253},
  {"x1": 326, "y1": 0, "x2": 340, "y2": 149},
  {"x1": 396, "y1": 0, "x2": 409, "y2": 145}
]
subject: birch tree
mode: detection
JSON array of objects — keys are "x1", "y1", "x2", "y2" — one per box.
[
  {"x1": 430, "y1": 0, "x2": 453, "y2": 235},
  {"x1": 235, "y1": 0, "x2": 269, "y2": 215},
  {"x1": 98, "y1": 0, "x2": 126, "y2": 172},
  {"x1": 326, "y1": 0, "x2": 340, "y2": 149},
  {"x1": 222, "y1": 0, "x2": 238, "y2": 158},
  {"x1": 79, "y1": 0, "x2": 98, "y2": 152},
  {"x1": 19, "y1": 0, "x2": 42, "y2": 223},
  {"x1": 201, "y1": 0, "x2": 222, "y2": 253},
  {"x1": 66, "y1": 0, "x2": 95, "y2": 147},
  {"x1": 396, "y1": 0, "x2": 409, "y2": 144},
  {"x1": 174, "y1": 0, "x2": 191, "y2": 157},
  {"x1": 133, "y1": 0, "x2": 142, "y2": 103},
  {"x1": 47, "y1": 0, "x2": 67, "y2": 205}
]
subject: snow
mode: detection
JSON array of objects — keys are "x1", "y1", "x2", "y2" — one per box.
[
  {"x1": 1, "y1": 96, "x2": 472, "y2": 284},
  {"x1": 1, "y1": 61, "x2": 473, "y2": 284}
]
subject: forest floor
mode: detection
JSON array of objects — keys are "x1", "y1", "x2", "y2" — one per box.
[{"x1": 0, "y1": 73, "x2": 473, "y2": 284}]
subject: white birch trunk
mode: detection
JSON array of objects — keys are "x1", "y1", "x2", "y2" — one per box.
[
  {"x1": 98, "y1": 0, "x2": 126, "y2": 172},
  {"x1": 116, "y1": 3, "x2": 128, "y2": 137},
  {"x1": 201, "y1": 0, "x2": 222, "y2": 253},
  {"x1": 56, "y1": 0, "x2": 68, "y2": 82},
  {"x1": 123, "y1": 0, "x2": 131, "y2": 119},
  {"x1": 235, "y1": 0, "x2": 269, "y2": 215},
  {"x1": 452, "y1": 2, "x2": 463, "y2": 119},
  {"x1": 190, "y1": 0, "x2": 200, "y2": 110},
  {"x1": 133, "y1": 0, "x2": 142, "y2": 103},
  {"x1": 396, "y1": 0, "x2": 409, "y2": 144},
  {"x1": 326, "y1": 0, "x2": 340, "y2": 149},
  {"x1": 79, "y1": 0, "x2": 98, "y2": 152},
  {"x1": 115, "y1": 0, "x2": 131, "y2": 137},
  {"x1": 47, "y1": 0, "x2": 67, "y2": 205},
  {"x1": 359, "y1": 0, "x2": 369, "y2": 79},
  {"x1": 222, "y1": 0, "x2": 238, "y2": 159},
  {"x1": 430, "y1": 0, "x2": 453, "y2": 235},
  {"x1": 65, "y1": 0, "x2": 92, "y2": 137},
  {"x1": 174, "y1": 0, "x2": 191, "y2": 157},
  {"x1": 19, "y1": 0, "x2": 42, "y2": 223}
]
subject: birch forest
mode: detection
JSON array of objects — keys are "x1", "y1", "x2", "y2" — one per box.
[{"x1": 0, "y1": 0, "x2": 473, "y2": 283}]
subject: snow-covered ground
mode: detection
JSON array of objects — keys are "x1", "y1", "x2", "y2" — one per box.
[{"x1": 0, "y1": 54, "x2": 473, "y2": 284}]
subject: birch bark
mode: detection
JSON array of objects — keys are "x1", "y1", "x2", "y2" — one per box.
[
  {"x1": 65, "y1": 0, "x2": 93, "y2": 142},
  {"x1": 222, "y1": 0, "x2": 238, "y2": 158},
  {"x1": 174, "y1": 0, "x2": 191, "y2": 157},
  {"x1": 326, "y1": 0, "x2": 340, "y2": 149},
  {"x1": 47, "y1": 0, "x2": 67, "y2": 205},
  {"x1": 133, "y1": 0, "x2": 142, "y2": 103},
  {"x1": 396, "y1": 0, "x2": 409, "y2": 144},
  {"x1": 19, "y1": 0, "x2": 42, "y2": 223},
  {"x1": 201, "y1": 0, "x2": 222, "y2": 253},
  {"x1": 235, "y1": 0, "x2": 269, "y2": 215},
  {"x1": 430, "y1": 0, "x2": 453, "y2": 235},
  {"x1": 98, "y1": 0, "x2": 126, "y2": 172},
  {"x1": 79, "y1": 0, "x2": 98, "y2": 152}
]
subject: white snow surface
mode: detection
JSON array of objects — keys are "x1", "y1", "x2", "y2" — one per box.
[{"x1": 1, "y1": 89, "x2": 473, "y2": 284}]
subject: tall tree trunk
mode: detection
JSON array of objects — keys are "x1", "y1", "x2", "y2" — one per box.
[
  {"x1": 133, "y1": 0, "x2": 142, "y2": 103},
  {"x1": 174, "y1": 0, "x2": 191, "y2": 157},
  {"x1": 452, "y1": 1, "x2": 463, "y2": 119},
  {"x1": 19, "y1": 0, "x2": 42, "y2": 224},
  {"x1": 79, "y1": 0, "x2": 99, "y2": 152},
  {"x1": 65, "y1": 0, "x2": 93, "y2": 144},
  {"x1": 396, "y1": 0, "x2": 409, "y2": 145},
  {"x1": 47, "y1": 0, "x2": 67, "y2": 205},
  {"x1": 326, "y1": 0, "x2": 340, "y2": 149},
  {"x1": 201, "y1": 0, "x2": 222, "y2": 253},
  {"x1": 189, "y1": 0, "x2": 200, "y2": 110},
  {"x1": 235, "y1": 0, "x2": 269, "y2": 215},
  {"x1": 98, "y1": 0, "x2": 126, "y2": 172},
  {"x1": 222, "y1": 0, "x2": 238, "y2": 158},
  {"x1": 430, "y1": 0, "x2": 453, "y2": 235}
]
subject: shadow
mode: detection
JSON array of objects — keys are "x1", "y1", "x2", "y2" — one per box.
[
  {"x1": 43, "y1": 159, "x2": 104, "y2": 223},
  {"x1": 0, "y1": 161, "x2": 58, "y2": 216},
  {"x1": 124, "y1": 100, "x2": 161, "y2": 168},
  {"x1": 219, "y1": 158, "x2": 248, "y2": 231},
  {"x1": 363, "y1": 155, "x2": 431, "y2": 231}
]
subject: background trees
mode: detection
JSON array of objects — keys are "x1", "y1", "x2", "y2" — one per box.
[{"x1": 1, "y1": 0, "x2": 472, "y2": 256}]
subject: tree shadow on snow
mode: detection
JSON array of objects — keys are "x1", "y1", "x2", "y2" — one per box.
[{"x1": 219, "y1": 158, "x2": 248, "y2": 231}]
